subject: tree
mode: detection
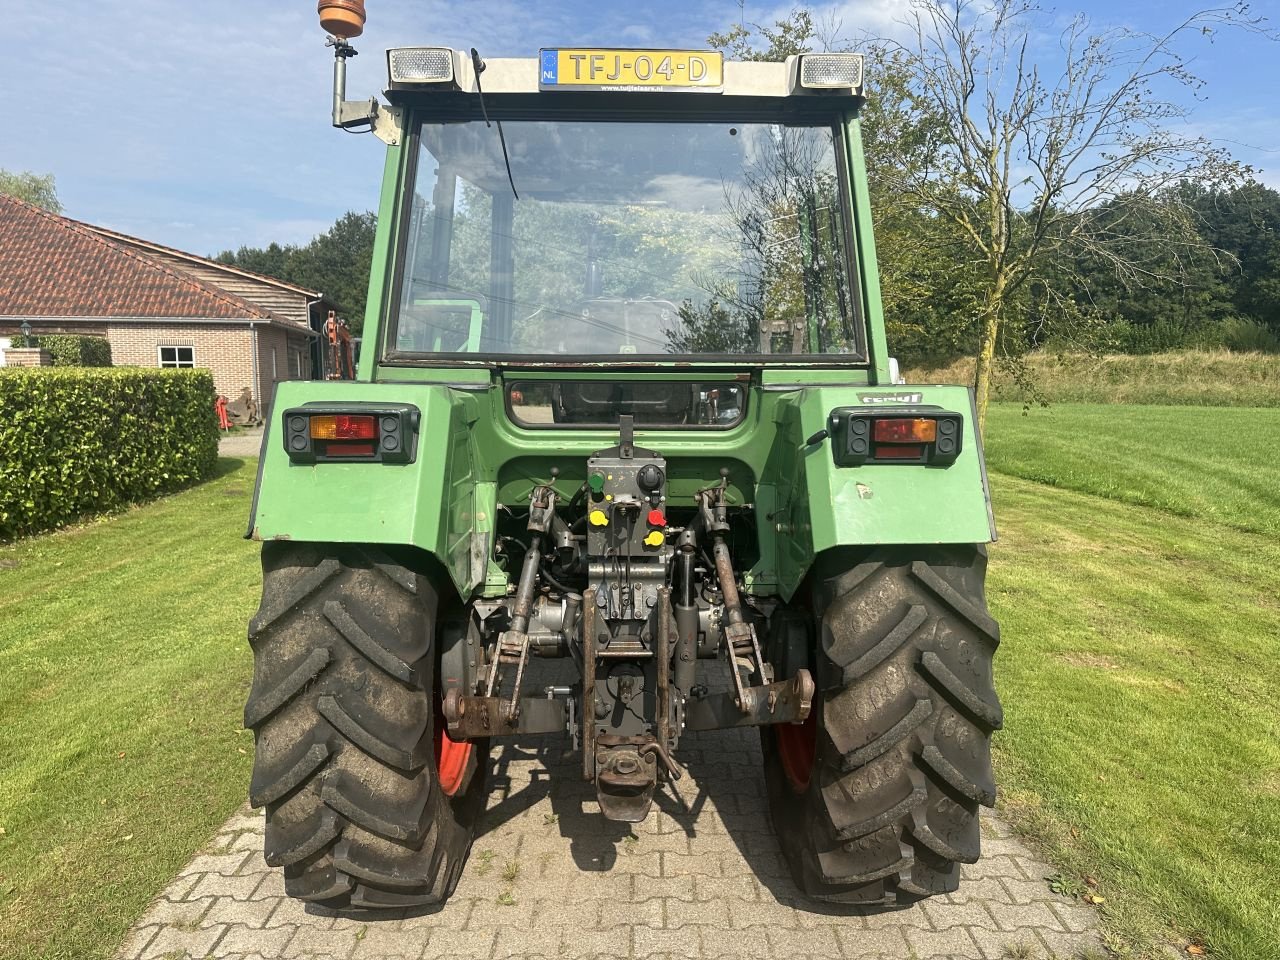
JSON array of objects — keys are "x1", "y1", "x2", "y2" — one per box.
[
  {"x1": 708, "y1": 6, "x2": 819, "y2": 62},
  {"x1": 0, "y1": 170, "x2": 62, "y2": 213},
  {"x1": 708, "y1": 9, "x2": 980, "y2": 369},
  {"x1": 217, "y1": 211, "x2": 376, "y2": 333},
  {"x1": 1183, "y1": 180, "x2": 1280, "y2": 333},
  {"x1": 875, "y1": 1, "x2": 1270, "y2": 428}
]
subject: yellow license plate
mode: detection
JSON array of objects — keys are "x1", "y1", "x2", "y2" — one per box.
[{"x1": 539, "y1": 48, "x2": 724, "y2": 92}]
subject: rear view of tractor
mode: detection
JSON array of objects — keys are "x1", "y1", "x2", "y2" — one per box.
[{"x1": 244, "y1": 0, "x2": 1001, "y2": 911}]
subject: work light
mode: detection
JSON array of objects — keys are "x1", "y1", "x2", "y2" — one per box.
[
  {"x1": 388, "y1": 47, "x2": 456, "y2": 85},
  {"x1": 798, "y1": 53, "x2": 865, "y2": 91}
]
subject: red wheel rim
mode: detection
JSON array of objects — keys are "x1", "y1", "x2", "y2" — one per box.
[
  {"x1": 776, "y1": 703, "x2": 818, "y2": 793},
  {"x1": 434, "y1": 722, "x2": 472, "y2": 796}
]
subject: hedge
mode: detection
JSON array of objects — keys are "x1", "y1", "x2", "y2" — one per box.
[
  {"x1": 33, "y1": 334, "x2": 113, "y2": 367},
  {"x1": 0, "y1": 368, "x2": 220, "y2": 540}
]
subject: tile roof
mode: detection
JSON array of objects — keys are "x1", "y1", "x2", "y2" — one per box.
[
  {"x1": 0, "y1": 194, "x2": 305, "y2": 322},
  {"x1": 79, "y1": 222, "x2": 325, "y2": 301}
]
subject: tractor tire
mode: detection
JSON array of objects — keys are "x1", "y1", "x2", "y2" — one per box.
[
  {"x1": 244, "y1": 543, "x2": 488, "y2": 909},
  {"x1": 763, "y1": 545, "x2": 1002, "y2": 905}
]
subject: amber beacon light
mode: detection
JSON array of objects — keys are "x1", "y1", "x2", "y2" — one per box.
[{"x1": 318, "y1": 0, "x2": 367, "y2": 39}]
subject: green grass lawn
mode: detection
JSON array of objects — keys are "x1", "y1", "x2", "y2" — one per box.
[
  {"x1": 989, "y1": 476, "x2": 1280, "y2": 959},
  {"x1": 984, "y1": 403, "x2": 1280, "y2": 959},
  {"x1": 0, "y1": 407, "x2": 1276, "y2": 960},
  {"x1": 985, "y1": 403, "x2": 1280, "y2": 537},
  {"x1": 0, "y1": 459, "x2": 260, "y2": 960}
]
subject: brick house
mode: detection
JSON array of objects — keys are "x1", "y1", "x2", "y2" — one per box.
[{"x1": 0, "y1": 194, "x2": 338, "y2": 419}]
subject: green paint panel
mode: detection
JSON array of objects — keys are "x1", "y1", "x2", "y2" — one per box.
[{"x1": 252, "y1": 379, "x2": 994, "y2": 602}]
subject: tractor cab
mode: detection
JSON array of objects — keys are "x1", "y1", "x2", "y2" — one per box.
[{"x1": 364, "y1": 45, "x2": 872, "y2": 374}]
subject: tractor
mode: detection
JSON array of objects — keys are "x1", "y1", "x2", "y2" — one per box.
[{"x1": 244, "y1": 0, "x2": 1002, "y2": 911}]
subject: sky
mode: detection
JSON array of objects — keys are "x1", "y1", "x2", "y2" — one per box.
[{"x1": 3, "y1": 0, "x2": 1277, "y2": 258}]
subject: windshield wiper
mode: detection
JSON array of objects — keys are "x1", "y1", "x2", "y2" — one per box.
[{"x1": 470, "y1": 48, "x2": 520, "y2": 201}]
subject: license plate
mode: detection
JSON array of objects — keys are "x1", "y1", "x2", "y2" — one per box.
[{"x1": 539, "y1": 48, "x2": 724, "y2": 92}]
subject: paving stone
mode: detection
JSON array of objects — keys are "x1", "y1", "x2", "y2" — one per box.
[
  {"x1": 232, "y1": 830, "x2": 265, "y2": 852},
  {"x1": 223, "y1": 810, "x2": 266, "y2": 833},
  {"x1": 693, "y1": 874, "x2": 758, "y2": 902},
  {"x1": 986, "y1": 900, "x2": 1066, "y2": 932},
  {"x1": 268, "y1": 897, "x2": 336, "y2": 930},
  {"x1": 922, "y1": 900, "x2": 998, "y2": 931},
  {"x1": 766, "y1": 923, "x2": 840, "y2": 956},
  {"x1": 180, "y1": 851, "x2": 252, "y2": 877},
  {"x1": 161, "y1": 874, "x2": 204, "y2": 903},
  {"x1": 117, "y1": 924, "x2": 160, "y2": 960},
  {"x1": 638, "y1": 872, "x2": 696, "y2": 901},
  {"x1": 561, "y1": 925, "x2": 631, "y2": 957},
  {"x1": 212, "y1": 925, "x2": 297, "y2": 957},
  {"x1": 726, "y1": 896, "x2": 801, "y2": 928},
  {"x1": 700, "y1": 925, "x2": 772, "y2": 957},
  {"x1": 633, "y1": 924, "x2": 686, "y2": 958},
  {"x1": 398, "y1": 899, "x2": 474, "y2": 931},
  {"x1": 140, "y1": 923, "x2": 227, "y2": 959},
  {"x1": 903, "y1": 925, "x2": 982, "y2": 959},
  {"x1": 665, "y1": 896, "x2": 732, "y2": 928},
  {"x1": 1048, "y1": 900, "x2": 1102, "y2": 934},
  {"x1": 663, "y1": 851, "x2": 724, "y2": 877},
  {"x1": 1036, "y1": 924, "x2": 1107, "y2": 958},
  {"x1": 962, "y1": 856, "x2": 1028, "y2": 880},
  {"x1": 969, "y1": 926, "x2": 1042, "y2": 960},
  {"x1": 836, "y1": 925, "x2": 912, "y2": 959},
  {"x1": 190, "y1": 871, "x2": 265, "y2": 902},
  {"x1": 137, "y1": 896, "x2": 214, "y2": 929},
  {"x1": 494, "y1": 924, "x2": 565, "y2": 957},
  {"x1": 864, "y1": 902, "x2": 932, "y2": 930},
  {"x1": 599, "y1": 894, "x2": 664, "y2": 928},
  {"x1": 1012, "y1": 856, "x2": 1055, "y2": 881},
  {"x1": 283, "y1": 924, "x2": 360, "y2": 957},
  {"x1": 1000, "y1": 876, "x2": 1059, "y2": 904},
  {"x1": 204, "y1": 896, "x2": 281, "y2": 930},
  {"x1": 248, "y1": 870, "x2": 285, "y2": 901},
  {"x1": 433, "y1": 929, "x2": 499, "y2": 957},
  {"x1": 945, "y1": 877, "x2": 1015, "y2": 906}
]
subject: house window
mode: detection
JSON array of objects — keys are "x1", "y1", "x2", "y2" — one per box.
[
  {"x1": 289, "y1": 348, "x2": 303, "y2": 379},
  {"x1": 158, "y1": 345, "x2": 195, "y2": 368}
]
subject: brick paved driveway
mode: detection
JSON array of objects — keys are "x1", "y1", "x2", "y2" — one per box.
[
  {"x1": 119, "y1": 663, "x2": 1103, "y2": 960},
  {"x1": 218, "y1": 428, "x2": 264, "y2": 459}
]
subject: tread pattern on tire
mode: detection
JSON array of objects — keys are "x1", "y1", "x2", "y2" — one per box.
[
  {"x1": 765, "y1": 545, "x2": 1001, "y2": 905},
  {"x1": 245, "y1": 543, "x2": 486, "y2": 908}
]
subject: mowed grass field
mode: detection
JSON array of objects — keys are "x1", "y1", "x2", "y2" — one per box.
[
  {"x1": 0, "y1": 460, "x2": 260, "y2": 960},
  {"x1": 0, "y1": 407, "x2": 1277, "y2": 959},
  {"x1": 983, "y1": 405, "x2": 1280, "y2": 959}
]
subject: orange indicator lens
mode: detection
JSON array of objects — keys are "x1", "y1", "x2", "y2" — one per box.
[
  {"x1": 873, "y1": 418, "x2": 937, "y2": 443},
  {"x1": 310, "y1": 414, "x2": 378, "y2": 440}
]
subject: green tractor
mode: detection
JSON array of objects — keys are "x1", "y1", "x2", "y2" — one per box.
[{"x1": 244, "y1": 1, "x2": 1001, "y2": 911}]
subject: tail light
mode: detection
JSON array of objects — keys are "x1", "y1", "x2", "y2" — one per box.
[
  {"x1": 827, "y1": 406, "x2": 963, "y2": 466},
  {"x1": 283, "y1": 404, "x2": 419, "y2": 464},
  {"x1": 309, "y1": 414, "x2": 377, "y2": 440}
]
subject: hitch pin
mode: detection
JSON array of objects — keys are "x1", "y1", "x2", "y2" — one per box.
[{"x1": 640, "y1": 741, "x2": 683, "y2": 782}]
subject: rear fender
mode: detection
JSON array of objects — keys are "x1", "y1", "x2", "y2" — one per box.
[{"x1": 248, "y1": 380, "x2": 488, "y2": 598}]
